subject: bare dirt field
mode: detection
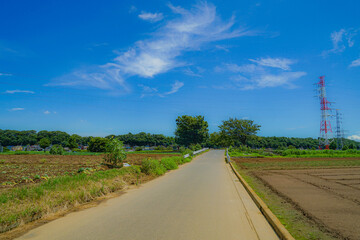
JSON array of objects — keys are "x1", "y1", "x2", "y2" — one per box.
[
  {"x1": 0, "y1": 153, "x2": 179, "y2": 189},
  {"x1": 256, "y1": 167, "x2": 360, "y2": 240}
]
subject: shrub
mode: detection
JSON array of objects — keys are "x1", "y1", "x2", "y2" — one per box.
[
  {"x1": 135, "y1": 146, "x2": 143, "y2": 151},
  {"x1": 171, "y1": 156, "x2": 185, "y2": 165},
  {"x1": 103, "y1": 139, "x2": 127, "y2": 167},
  {"x1": 182, "y1": 148, "x2": 193, "y2": 156},
  {"x1": 161, "y1": 157, "x2": 178, "y2": 170},
  {"x1": 88, "y1": 137, "x2": 108, "y2": 152},
  {"x1": 166, "y1": 146, "x2": 173, "y2": 151},
  {"x1": 155, "y1": 145, "x2": 166, "y2": 151},
  {"x1": 141, "y1": 159, "x2": 166, "y2": 176},
  {"x1": 49, "y1": 144, "x2": 64, "y2": 155}
]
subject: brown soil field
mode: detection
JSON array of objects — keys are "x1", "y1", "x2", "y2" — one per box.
[
  {"x1": 256, "y1": 168, "x2": 360, "y2": 240},
  {"x1": 0, "y1": 153, "x2": 179, "y2": 189},
  {"x1": 233, "y1": 156, "x2": 360, "y2": 164}
]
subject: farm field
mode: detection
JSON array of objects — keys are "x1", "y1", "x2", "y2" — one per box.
[
  {"x1": 257, "y1": 168, "x2": 360, "y2": 240},
  {"x1": 0, "y1": 153, "x2": 180, "y2": 189},
  {"x1": 232, "y1": 156, "x2": 360, "y2": 240}
]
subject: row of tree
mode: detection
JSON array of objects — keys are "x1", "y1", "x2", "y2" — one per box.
[
  {"x1": 174, "y1": 115, "x2": 359, "y2": 149},
  {"x1": 1, "y1": 116, "x2": 359, "y2": 150}
]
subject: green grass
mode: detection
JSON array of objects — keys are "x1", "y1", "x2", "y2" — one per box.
[
  {"x1": 0, "y1": 166, "x2": 142, "y2": 233},
  {"x1": 239, "y1": 159, "x2": 360, "y2": 170},
  {"x1": 0, "y1": 151, "x2": 102, "y2": 156},
  {"x1": 232, "y1": 164, "x2": 337, "y2": 240},
  {"x1": 128, "y1": 150, "x2": 180, "y2": 154},
  {"x1": 0, "y1": 150, "x2": 202, "y2": 233}
]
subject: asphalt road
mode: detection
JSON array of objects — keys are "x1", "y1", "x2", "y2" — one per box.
[{"x1": 17, "y1": 150, "x2": 279, "y2": 240}]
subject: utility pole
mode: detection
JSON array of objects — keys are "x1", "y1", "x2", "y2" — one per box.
[{"x1": 315, "y1": 76, "x2": 333, "y2": 149}]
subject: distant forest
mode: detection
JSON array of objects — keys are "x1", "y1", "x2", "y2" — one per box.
[{"x1": 0, "y1": 129, "x2": 359, "y2": 149}]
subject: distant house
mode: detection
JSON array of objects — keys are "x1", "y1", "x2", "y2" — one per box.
[
  {"x1": 24, "y1": 145, "x2": 41, "y2": 151},
  {"x1": 11, "y1": 146, "x2": 23, "y2": 151},
  {"x1": 63, "y1": 147, "x2": 71, "y2": 152}
]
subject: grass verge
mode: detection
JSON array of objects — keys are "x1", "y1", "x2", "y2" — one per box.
[
  {"x1": 0, "y1": 152, "x2": 202, "y2": 234},
  {"x1": 232, "y1": 163, "x2": 337, "y2": 240}
]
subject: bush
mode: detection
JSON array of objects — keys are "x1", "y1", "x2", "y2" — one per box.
[
  {"x1": 181, "y1": 148, "x2": 193, "y2": 156},
  {"x1": 161, "y1": 157, "x2": 178, "y2": 170},
  {"x1": 171, "y1": 156, "x2": 185, "y2": 165},
  {"x1": 49, "y1": 144, "x2": 64, "y2": 155},
  {"x1": 141, "y1": 159, "x2": 166, "y2": 176},
  {"x1": 135, "y1": 146, "x2": 143, "y2": 151},
  {"x1": 88, "y1": 137, "x2": 108, "y2": 152},
  {"x1": 189, "y1": 143, "x2": 202, "y2": 151},
  {"x1": 155, "y1": 146, "x2": 166, "y2": 151},
  {"x1": 166, "y1": 146, "x2": 173, "y2": 151},
  {"x1": 103, "y1": 138, "x2": 127, "y2": 167}
]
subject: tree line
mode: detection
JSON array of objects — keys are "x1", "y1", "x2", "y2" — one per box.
[{"x1": 1, "y1": 115, "x2": 359, "y2": 150}]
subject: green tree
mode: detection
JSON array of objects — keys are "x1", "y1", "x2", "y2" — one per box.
[
  {"x1": 88, "y1": 137, "x2": 108, "y2": 152},
  {"x1": 39, "y1": 138, "x2": 51, "y2": 151},
  {"x1": 103, "y1": 138, "x2": 127, "y2": 167},
  {"x1": 67, "y1": 135, "x2": 80, "y2": 149},
  {"x1": 219, "y1": 118, "x2": 261, "y2": 147},
  {"x1": 175, "y1": 115, "x2": 209, "y2": 146},
  {"x1": 50, "y1": 144, "x2": 64, "y2": 155},
  {"x1": 329, "y1": 141, "x2": 337, "y2": 150}
]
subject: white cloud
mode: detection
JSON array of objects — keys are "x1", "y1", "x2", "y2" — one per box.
[
  {"x1": 165, "y1": 80, "x2": 184, "y2": 95},
  {"x1": 349, "y1": 58, "x2": 360, "y2": 67},
  {"x1": 52, "y1": 2, "x2": 253, "y2": 91},
  {"x1": 323, "y1": 28, "x2": 358, "y2": 56},
  {"x1": 218, "y1": 57, "x2": 306, "y2": 90},
  {"x1": 44, "y1": 110, "x2": 51, "y2": 114},
  {"x1": 9, "y1": 108, "x2": 24, "y2": 111},
  {"x1": 138, "y1": 12, "x2": 164, "y2": 22},
  {"x1": 348, "y1": 135, "x2": 360, "y2": 142},
  {"x1": 5, "y1": 90, "x2": 35, "y2": 94},
  {"x1": 139, "y1": 80, "x2": 184, "y2": 97},
  {"x1": 0, "y1": 72, "x2": 13, "y2": 76},
  {"x1": 183, "y1": 67, "x2": 204, "y2": 77},
  {"x1": 249, "y1": 57, "x2": 296, "y2": 70}
]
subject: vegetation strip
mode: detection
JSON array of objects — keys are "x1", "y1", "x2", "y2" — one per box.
[
  {"x1": 228, "y1": 161, "x2": 295, "y2": 240},
  {"x1": 0, "y1": 149, "x2": 207, "y2": 235}
]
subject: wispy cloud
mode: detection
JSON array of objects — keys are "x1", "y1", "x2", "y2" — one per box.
[
  {"x1": 139, "y1": 80, "x2": 184, "y2": 97},
  {"x1": 348, "y1": 134, "x2": 360, "y2": 142},
  {"x1": 44, "y1": 110, "x2": 51, "y2": 114},
  {"x1": 0, "y1": 72, "x2": 13, "y2": 76},
  {"x1": 249, "y1": 57, "x2": 296, "y2": 70},
  {"x1": 349, "y1": 58, "x2": 360, "y2": 67},
  {"x1": 138, "y1": 12, "x2": 164, "y2": 22},
  {"x1": 183, "y1": 67, "x2": 204, "y2": 77},
  {"x1": 217, "y1": 57, "x2": 306, "y2": 90},
  {"x1": 9, "y1": 108, "x2": 24, "y2": 111},
  {"x1": 52, "y1": 2, "x2": 254, "y2": 91},
  {"x1": 323, "y1": 28, "x2": 358, "y2": 56},
  {"x1": 5, "y1": 90, "x2": 35, "y2": 94},
  {"x1": 164, "y1": 80, "x2": 184, "y2": 95}
]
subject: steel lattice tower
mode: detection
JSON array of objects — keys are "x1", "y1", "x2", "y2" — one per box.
[
  {"x1": 335, "y1": 109, "x2": 344, "y2": 150},
  {"x1": 316, "y1": 76, "x2": 333, "y2": 149}
]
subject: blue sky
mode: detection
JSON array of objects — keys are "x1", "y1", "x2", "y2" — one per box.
[{"x1": 1, "y1": 0, "x2": 360, "y2": 140}]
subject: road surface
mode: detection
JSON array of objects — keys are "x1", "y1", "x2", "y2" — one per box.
[{"x1": 17, "y1": 150, "x2": 279, "y2": 240}]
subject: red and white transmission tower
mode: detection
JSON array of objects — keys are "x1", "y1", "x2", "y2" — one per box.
[{"x1": 316, "y1": 76, "x2": 333, "y2": 149}]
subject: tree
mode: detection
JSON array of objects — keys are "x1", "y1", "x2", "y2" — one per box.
[
  {"x1": 67, "y1": 135, "x2": 80, "y2": 149},
  {"x1": 88, "y1": 137, "x2": 108, "y2": 152},
  {"x1": 219, "y1": 118, "x2": 261, "y2": 147},
  {"x1": 103, "y1": 138, "x2": 127, "y2": 167},
  {"x1": 329, "y1": 141, "x2": 337, "y2": 150},
  {"x1": 39, "y1": 138, "x2": 51, "y2": 151},
  {"x1": 175, "y1": 115, "x2": 209, "y2": 146}
]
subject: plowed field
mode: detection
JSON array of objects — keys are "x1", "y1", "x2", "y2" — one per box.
[{"x1": 0, "y1": 153, "x2": 179, "y2": 189}]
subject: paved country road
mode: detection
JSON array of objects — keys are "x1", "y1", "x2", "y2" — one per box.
[{"x1": 17, "y1": 150, "x2": 279, "y2": 240}]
